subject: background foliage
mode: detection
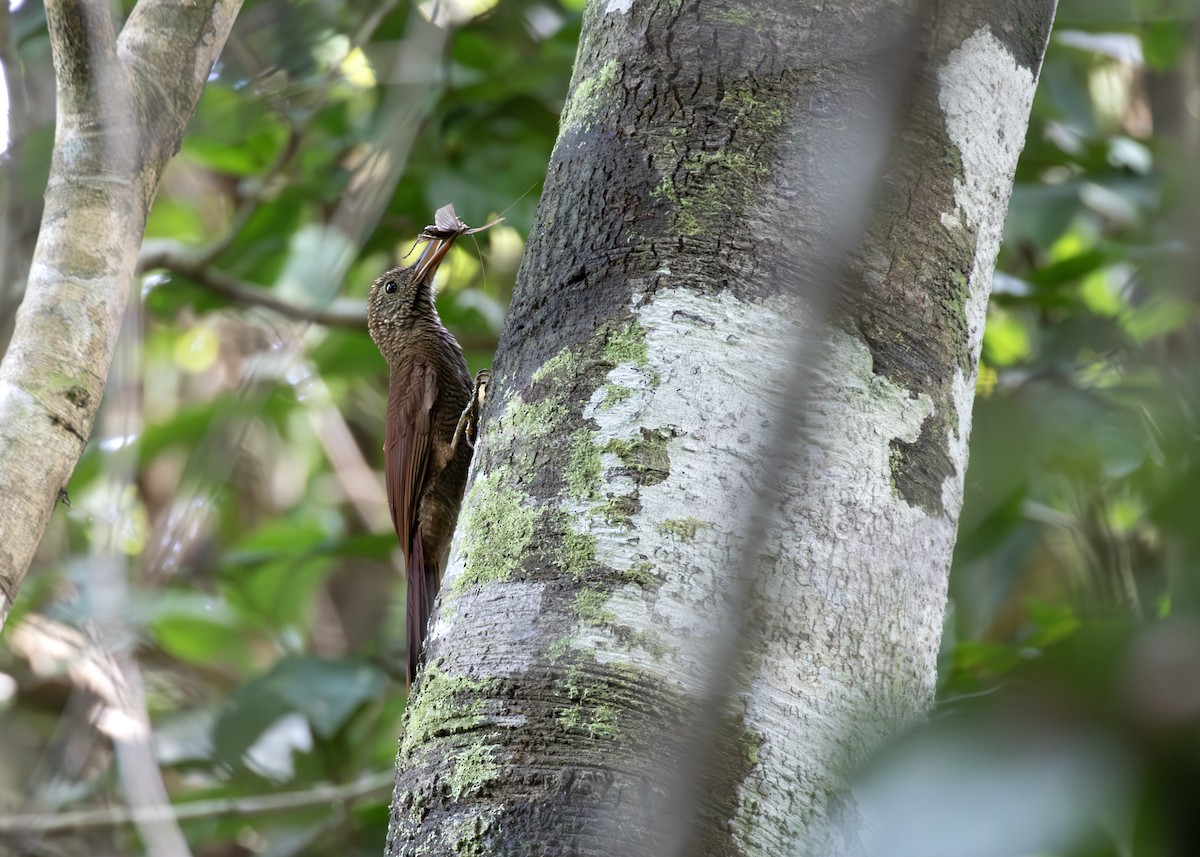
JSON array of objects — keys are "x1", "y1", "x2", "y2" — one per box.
[{"x1": 2, "y1": 0, "x2": 1200, "y2": 854}]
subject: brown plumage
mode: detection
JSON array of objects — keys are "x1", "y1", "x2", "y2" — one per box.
[{"x1": 367, "y1": 212, "x2": 489, "y2": 685}]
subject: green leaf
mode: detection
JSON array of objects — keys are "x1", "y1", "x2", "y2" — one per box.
[
  {"x1": 182, "y1": 85, "x2": 291, "y2": 176},
  {"x1": 1025, "y1": 600, "x2": 1082, "y2": 649},
  {"x1": 224, "y1": 555, "x2": 332, "y2": 629},
  {"x1": 269, "y1": 656, "x2": 387, "y2": 738},
  {"x1": 213, "y1": 683, "x2": 295, "y2": 770},
  {"x1": 136, "y1": 592, "x2": 258, "y2": 670},
  {"x1": 154, "y1": 614, "x2": 257, "y2": 670},
  {"x1": 213, "y1": 656, "x2": 387, "y2": 768}
]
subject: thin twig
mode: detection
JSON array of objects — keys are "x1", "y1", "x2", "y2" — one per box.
[
  {"x1": 139, "y1": 245, "x2": 500, "y2": 352},
  {"x1": 0, "y1": 771, "x2": 394, "y2": 834},
  {"x1": 139, "y1": 246, "x2": 368, "y2": 328}
]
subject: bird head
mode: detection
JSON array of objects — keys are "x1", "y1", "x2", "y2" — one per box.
[{"x1": 367, "y1": 234, "x2": 458, "y2": 353}]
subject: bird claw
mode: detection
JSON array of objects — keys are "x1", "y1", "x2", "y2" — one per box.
[{"x1": 452, "y1": 369, "x2": 491, "y2": 453}]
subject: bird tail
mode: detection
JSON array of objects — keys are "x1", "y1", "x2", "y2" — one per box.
[{"x1": 406, "y1": 530, "x2": 439, "y2": 687}]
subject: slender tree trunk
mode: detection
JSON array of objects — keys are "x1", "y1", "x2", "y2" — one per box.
[
  {"x1": 0, "y1": 0, "x2": 241, "y2": 628},
  {"x1": 387, "y1": 1, "x2": 1055, "y2": 854},
  {"x1": 0, "y1": 0, "x2": 52, "y2": 360}
]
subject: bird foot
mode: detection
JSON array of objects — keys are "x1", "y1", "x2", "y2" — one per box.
[{"x1": 451, "y1": 369, "x2": 491, "y2": 453}]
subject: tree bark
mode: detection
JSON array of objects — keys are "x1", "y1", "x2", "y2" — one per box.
[
  {"x1": 0, "y1": 0, "x2": 241, "y2": 628},
  {"x1": 387, "y1": 1, "x2": 1056, "y2": 855}
]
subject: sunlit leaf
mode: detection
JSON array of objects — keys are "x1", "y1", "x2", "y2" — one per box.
[
  {"x1": 983, "y1": 309, "x2": 1032, "y2": 366},
  {"x1": 174, "y1": 323, "x2": 221, "y2": 374}
]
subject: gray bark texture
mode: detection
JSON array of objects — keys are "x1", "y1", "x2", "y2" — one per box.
[
  {"x1": 387, "y1": 1, "x2": 1056, "y2": 855},
  {"x1": 0, "y1": 0, "x2": 242, "y2": 628}
]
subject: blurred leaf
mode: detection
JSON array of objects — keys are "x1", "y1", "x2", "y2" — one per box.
[
  {"x1": 1031, "y1": 248, "x2": 1110, "y2": 287},
  {"x1": 270, "y1": 656, "x2": 386, "y2": 737},
  {"x1": 314, "y1": 532, "x2": 397, "y2": 562},
  {"x1": 155, "y1": 612, "x2": 258, "y2": 670},
  {"x1": 145, "y1": 194, "x2": 210, "y2": 244},
  {"x1": 182, "y1": 86, "x2": 291, "y2": 176},
  {"x1": 983, "y1": 309, "x2": 1033, "y2": 366},
  {"x1": 951, "y1": 640, "x2": 1023, "y2": 679},
  {"x1": 1003, "y1": 183, "x2": 1082, "y2": 251},
  {"x1": 1026, "y1": 599, "x2": 1083, "y2": 648},
  {"x1": 214, "y1": 656, "x2": 386, "y2": 769},
  {"x1": 310, "y1": 329, "x2": 384, "y2": 378},
  {"x1": 213, "y1": 683, "x2": 294, "y2": 771},
  {"x1": 226, "y1": 555, "x2": 332, "y2": 629},
  {"x1": 175, "y1": 323, "x2": 222, "y2": 374}
]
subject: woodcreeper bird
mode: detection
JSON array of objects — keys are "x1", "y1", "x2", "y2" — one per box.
[{"x1": 366, "y1": 205, "x2": 492, "y2": 685}]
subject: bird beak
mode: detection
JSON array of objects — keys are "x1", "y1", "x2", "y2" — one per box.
[{"x1": 412, "y1": 235, "x2": 457, "y2": 285}]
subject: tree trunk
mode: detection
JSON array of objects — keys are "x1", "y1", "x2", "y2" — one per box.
[
  {"x1": 0, "y1": 0, "x2": 241, "y2": 628},
  {"x1": 387, "y1": 1, "x2": 1055, "y2": 855}
]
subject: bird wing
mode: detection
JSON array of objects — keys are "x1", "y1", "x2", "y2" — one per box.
[{"x1": 384, "y1": 360, "x2": 436, "y2": 558}]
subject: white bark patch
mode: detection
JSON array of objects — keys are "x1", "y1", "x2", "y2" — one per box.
[
  {"x1": 544, "y1": 286, "x2": 956, "y2": 849},
  {"x1": 566, "y1": 290, "x2": 803, "y2": 688},
  {"x1": 428, "y1": 580, "x2": 547, "y2": 677},
  {"x1": 938, "y1": 28, "x2": 1037, "y2": 381},
  {"x1": 605, "y1": 0, "x2": 633, "y2": 12},
  {"x1": 737, "y1": 324, "x2": 956, "y2": 852},
  {"x1": 565, "y1": 286, "x2": 940, "y2": 683},
  {"x1": 936, "y1": 29, "x2": 1038, "y2": 497}
]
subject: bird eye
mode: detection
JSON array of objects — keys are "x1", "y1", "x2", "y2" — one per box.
[{"x1": 385, "y1": 279, "x2": 398, "y2": 294}]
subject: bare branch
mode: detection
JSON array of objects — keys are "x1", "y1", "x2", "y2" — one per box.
[
  {"x1": 139, "y1": 246, "x2": 370, "y2": 328},
  {"x1": 138, "y1": 247, "x2": 501, "y2": 353},
  {"x1": 47, "y1": 0, "x2": 122, "y2": 123},
  {"x1": 0, "y1": 771, "x2": 393, "y2": 834},
  {"x1": 118, "y1": 0, "x2": 243, "y2": 186}
]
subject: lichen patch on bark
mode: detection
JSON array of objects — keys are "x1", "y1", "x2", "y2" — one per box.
[
  {"x1": 558, "y1": 58, "x2": 621, "y2": 135},
  {"x1": 450, "y1": 470, "x2": 539, "y2": 596},
  {"x1": 938, "y1": 27, "x2": 1038, "y2": 384},
  {"x1": 563, "y1": 288, "x2": 811, "y2": 684},
  {"x1": 847, "y1": 26, "x2": 1039, "y2": 523}
]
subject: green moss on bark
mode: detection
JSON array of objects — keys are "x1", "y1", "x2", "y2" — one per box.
[
  {"x1": 558, "y1": 528, "x2": 597, "y2": 578},
  {"x1": 617, "y1": 561, "x2": 658, "y2": 589},
  {"x1": 399, "y1": 662, "x2": 496, "y2": 758},
  {"x1": 452, "y1": 471, "x2": 538, "y2": 595},
  {"x1": 602, "y1": 320, "x2": 649, "y2": 366},
  {"x1": 573, "y1": 588, "x2": 616, "y2": 625},
  {"x1": 566, "y1": 428, "x2": 602, "y2": 500},
  {"x1": 604, "y1": 430, "x2": 670, "y2": 486},
  {"x1": 657, "y1": 517, "x2": 707, "y2": 541},
  {"x1": 600, "y1": 384, "x2": 634, "y2": 408},
  {"x1": 448, "y1": 744, "x2": 501, "y2": 800},
  {"x1": 559, "y1": 58, "x2": 620, "y2": 133}
]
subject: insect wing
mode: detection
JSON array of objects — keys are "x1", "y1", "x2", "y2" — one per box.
[
  {"x1": 416, "y1": 204, "x2": 504, "y2": 241},
  {"x1": 434, "y1": 204, "x2": 464, "y2": 233}
]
